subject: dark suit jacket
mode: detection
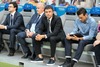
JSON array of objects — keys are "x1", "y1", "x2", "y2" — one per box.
[
  {"x1": 26, "y1": 13, "x2": 44, "y2": 33},
  {"x1": 38, "y1": 14, "x2": 65, "y2": 38},
  {"x1": 3, "y1": 12, "x2": 25, "y2": 31}
]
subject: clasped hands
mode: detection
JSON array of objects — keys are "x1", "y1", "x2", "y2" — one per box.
[
  {"x1": 25, "y1": 29, "x2": 34, "y2": 38},
  {"x1": 66, "y1": 34, "x2": 82, "y2": 41},
  {"x1": 25, "y1": 29, "x2": 45, "y2": 41},
  {"x1": 35, "y1": 34, "x2": 45, "y2": 41}
]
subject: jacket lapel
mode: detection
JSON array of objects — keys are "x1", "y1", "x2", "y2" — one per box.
[{"x1": 13, "y1": 12, "x2": 17, "y2": 24}]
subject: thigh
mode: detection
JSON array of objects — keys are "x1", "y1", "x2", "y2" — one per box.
[
  {"x1": 0, "y1": 29, "x2": 10, "y2": 34},
  {"x1": 10, "y1": 29, "x2": 22, "y2": 34},
  {"x1": 67, "y1": 39, "x2": 79, "y2": 44},
  {"x1": 17, "y1": 32, "x2": 27, "y2": 38},
  {"x1": 79, "y1": 40, "x2": 94, "y2": 45},
  {"x1": 49, "y1": 36, "x2": 61, "y2": 42}
]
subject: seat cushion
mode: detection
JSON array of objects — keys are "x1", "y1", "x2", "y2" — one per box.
[
  {"x1": 3, "y1": 34, "x2": 10, "y2": 40},
  {"x1": 72, "y1": 43, "x2": 94, "y2": 51},
  {"x1": 25, "y1": 38, "x2": 32, "y2": 43}
]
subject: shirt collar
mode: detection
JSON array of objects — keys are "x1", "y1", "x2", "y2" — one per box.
[
  {"x1": 11, "y1": 11, "x2": 16, "y2": 16},
  {"x1": 39, "y1": 12, "x2": 44, "y2": 16},
  {"x1": 48, "y1": 17, "x2": 52, "y2": 22}
]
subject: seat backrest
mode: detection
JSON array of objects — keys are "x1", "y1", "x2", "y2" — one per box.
[
  {"x1": 0, "y1": 3, "x2": 9, "y2": 24},
  {"x1": 0, "y1": 4, "x2": 5, "y2": 24},
  {"x1": 21, "y1": 3, "x2": 35, "y2": 26},
  {"x1": 63, "y1": 20, "x2": 74, "y2": 34},
  {"x1": 55, "y1": 6, "x2": 66, "y2": 26}
]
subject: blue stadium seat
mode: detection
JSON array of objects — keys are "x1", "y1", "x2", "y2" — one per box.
[
  {"x1": 32, "y1": 5, "x2": 37, "y2": 13},
  {"x1": 50, "y1": 5, "x2": 56, "y2": 11},
  {"x1": 23, "y1": 3, "x2": 33, "y2": 12},
  {"x1": 90, "y1": 7, "x2": 100, "y2": 16},
  {"x1": 86, "y1": 8, "x2": 91, "y2": 15},
  {"x1": 4, "y1": 3, "x2": 9, "y2": 11},
  {"x1": 0, "y1": 4, "x2": 5, "y2": 11},
  {"x1": 66, "y1": 5, "x2": 78, "y2": 15},
  {"x1": 21, "y1": 3, "x2": 35, "y2": 26},
  {"x1": 55, "y1": 6, "x2": 66, "y2": 16},
  {"x1": 18, "y1": 5, "x2": 23, "y2": 12}
]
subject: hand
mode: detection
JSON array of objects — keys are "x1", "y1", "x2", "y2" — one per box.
[
  {"x1": 35, "y1": 34, "x2": 45, "y2": 41},
  {"x1": 66, "y1": 34, "x2": 73, "y2": 40},
  {"x1": 0, "y1": 25, "x2": 5, "y2": 29},
  {"x1": 26, "y1": 31, "x2": 30, "y2": 38},
  {"x1": 25, "y1": 29, "x2": 30, "y2": 33},
  {"x1": 28, "y1": 32, "x2": 34, "y2": 37},
  {"x1": 98, "y1": 21, "x2": 100, "y2": 24},
  {"x1": 71, "y1": 35, "x2": 80, "y2": 41},
  {"x1": 93, "y1": 40, "x2": 100, "y2": 47},
  {"x1": 25, "y1": 29, "x2": 30, "y2": 37}
]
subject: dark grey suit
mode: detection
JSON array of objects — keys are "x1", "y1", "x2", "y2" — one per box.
[
  {"x1": 0, "y1": 12, "x2": 25, "y2": 51},
  {"x1": 17, "y1": 13, "x2": 44, "y2": 55},
  {"x1": 33, "y1": 14, "x2": 66, "y2": 57}
]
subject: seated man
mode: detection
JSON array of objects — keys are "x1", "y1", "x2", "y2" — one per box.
[
  {"x1": 93, "y1": 21, "x2": 100, "y2": 67},
  {"x1": 17, "y1": 3, "x2": 45, "y2": 59},
  {"x1": 0, "y1": 2, "x2": 25, "y2": 56},
  {"x1": 32, "y1": 5, "x2": 65, "y2": 65},
  {"x1": 58, "y1": 8, "x2": 97, "y2": 67}
]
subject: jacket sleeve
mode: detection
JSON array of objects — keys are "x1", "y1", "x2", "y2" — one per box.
[
  {"x1": 2, "y1": 14, "x2": 9, "y2": 25},
  {"x1": 25, "y1": 14, "x2": 35, "y2": 30}
]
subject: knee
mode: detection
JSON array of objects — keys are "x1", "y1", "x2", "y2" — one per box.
[
  {"x1": 17, "y1": 32, "x2": 24, "y2": 39},
  {"x1": 79, "y1": 40, "x2": 86, "y2": 46},
  {"x1": 10, "y1": 29, "x2": 16, "y2": 33},
  {"x1": 50, "y1": 37, "x2": 56, "y2": 41},
  {"x1": 93, "y1": 40, "x2": 100, "y2": 47}
]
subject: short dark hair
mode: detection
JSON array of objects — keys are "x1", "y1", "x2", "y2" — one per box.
[
  {"x1": 77, "y1": 8, "x2": 87, "y2": 16},
  {"x1": 44, "y1": 5, "x2": 54, "y2": 11},
  {"x1": 9, "y1": 2, "x2": 18, "y2": 11}
]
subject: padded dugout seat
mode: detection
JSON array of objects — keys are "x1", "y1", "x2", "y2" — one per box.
[
  {"x1": 65, "y1": 5, "x2": 78, "y2": 21},
  {"x1": 21, "y1": 3, "x2": 36, "y2": 26}
]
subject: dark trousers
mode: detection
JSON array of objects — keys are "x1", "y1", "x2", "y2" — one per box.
[
  {"x1": 94, "y1": 44, "x2": 100, "y2": 65},
  {"x1": 17, "y1": 32, "x2": 37, "y2": 54},
  {"x1": 65, "y1": 39, "x2": 95, "y2": 61},
  {"x1": 33, "y1": 35, "x2": 65, "y2": 57},
  {"x1": 0, "y1": 29, "x2": 21, "y2": 49}
]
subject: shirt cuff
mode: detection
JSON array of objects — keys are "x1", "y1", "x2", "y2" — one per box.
[
  {"x1": 44, "y1": 35, "x2": 47, "y2": 39},
  {"x1": 4, "y1": 26, "x2": 7, "y2": 29}
]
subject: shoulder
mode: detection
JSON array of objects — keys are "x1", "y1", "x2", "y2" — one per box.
[
  {"x1": 41, "y1": 14, "x2": 47, "y2": 20},
  {"x1": 31, "y1": 13, "x2": 37, "y2": 18},
  {"x1": 74, "y1": 18, "x2": 80, "y2": 24},
  {"x1": 88, "y1": 16, "x2": 96, "y2": 22},
  {"x1": 87, "y1": 16, "x2": 97, "y2": 24},
  {"x1": 54, "y1": 15, "x2": 60, "y2": 19},
  {"x1": 6, "y1": 13, "x2": 10, "y2": 17},
  {"x1": 53, "y1": 14, "x2": 61, "y2": 21},
  {"x1": 15, "y1": 12, "x2": 22, "y2": 17}
]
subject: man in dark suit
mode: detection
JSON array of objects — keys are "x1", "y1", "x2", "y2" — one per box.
[
  {"x1": 32, "y1": 5, "x2": 65, "y2": 65},
  {"x1": 17, "y1": 3, "x2": 45, "y2": 59},
  {"x1": 0, "y1": 2, "x2": 25, "y2": 56}
]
